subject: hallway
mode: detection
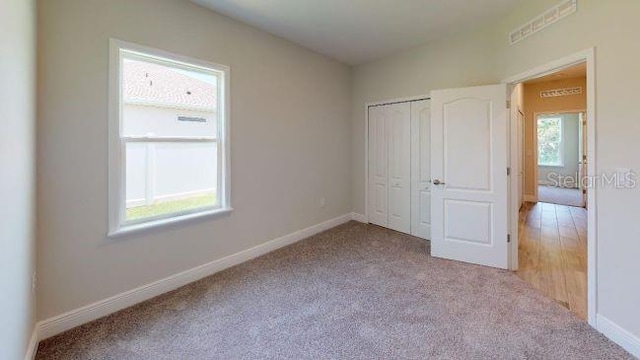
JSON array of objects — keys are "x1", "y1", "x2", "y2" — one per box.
[
  {"x1": 538, "y1": 185, "x2": 584, "y2": 207},
  {"x1": 517, "y1": 202, "x2": 587, "y2": 320}
]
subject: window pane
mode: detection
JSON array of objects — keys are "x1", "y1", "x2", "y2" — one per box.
[
  {"x1": 125, "y1": 142, "x2": 218, "y2": 222},
  {"x1": 537, "y1": 116, "x2": 562, "y2": 166},
  {"x1": 538, "y1": 141, "x2": 561, "y2": 166},
  {"x1": 537, "y1": 117, "x2": 561, "y2": 143},
  {"x1": 121, "y1": 56, "x2": 218, "y2": 138}
]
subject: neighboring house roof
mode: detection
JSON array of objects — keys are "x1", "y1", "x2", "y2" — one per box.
[{"x1": 123, "y1": 59, "x2": 216, "y2": 112}]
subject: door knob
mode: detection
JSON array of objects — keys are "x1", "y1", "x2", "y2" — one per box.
[{"x1": 432, "y1": 179, "x2": 445, "y2": 185}]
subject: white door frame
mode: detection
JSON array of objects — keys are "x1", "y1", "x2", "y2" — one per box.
[
  {"x1": 502, "y1": 48, "x2": 596, "y2": 327},
  {"x1": 364, "y1": 94, "x2": 430, "y2": 224}
]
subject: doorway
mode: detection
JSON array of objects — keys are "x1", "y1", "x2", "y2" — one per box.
[
  {"x1": 507, "y1": 58, "x2": 592, "y2": 321},
  {"x1": 536, "y1": 111, "x2": 586, "y2": 207}
]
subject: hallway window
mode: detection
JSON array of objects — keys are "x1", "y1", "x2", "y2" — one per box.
[{"x1": 537, "y1": 116, "x2": 563, "y2": 166}]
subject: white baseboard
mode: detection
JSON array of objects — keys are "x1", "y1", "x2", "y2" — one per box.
[
  {"x1": 350, "y1": 212, "x2": 367, "y2": 223},
  {"x1": 597, "y1": 314, "x2": 640, "y2": 358},
  {"x1": 24, "y1": 327, "x2": 38, "y2": 360},
  {"x1": 36, "y1": 213, "x2": 353, "y2": 341}
]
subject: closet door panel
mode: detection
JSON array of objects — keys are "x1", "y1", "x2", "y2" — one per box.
[
  {"x1": 368, "y1": 105, "x2": 388, "y2": 227},
  {"x1": 387, "y1": 102, "x2": 411, "y2": 233},
  {"x1": 411, "y1": 100, "x2": 432, "y2": 239}
]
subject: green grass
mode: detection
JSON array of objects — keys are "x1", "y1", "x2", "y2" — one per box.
[{"x1": 126, "y1": 192, "x2": 217, "y2": 221}]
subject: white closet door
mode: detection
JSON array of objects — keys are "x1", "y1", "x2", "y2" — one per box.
[
  {"x1": 368, "y1": 105, "x2": 388, "y2": 227},
  {"x1": 387, "y1": 102, "x2": 411, "y2": 233},
  {"x1": 411, "y1": 100, "x2": 431, "y2": 239}
]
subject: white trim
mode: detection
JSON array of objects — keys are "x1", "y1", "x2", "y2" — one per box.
[
  {"x1": 108, "y1": 38, "x2": 232, "y2": 237},
  {"x1": 501, "y1": 49, "x2": 591, "y2": 84},
  {"x1": 350, "y1": 212, "x2": 367, "y2": 223},
  {"x1": 37, "y1": 213, "x2": 353, "y2": 340},
  {"x1": 502, "y1": 48, "x2": 597, "y2": 327},
  {"x1": 364, "y1": 94, "x2": 430, "y2": 224},
  {"x1": 596, "y1": 315, "x2": 640, "y2": 358},
  {"x1": 24, "y1": 327, "x2": 38, "y2": 360},
  {"x1": 508, "y1": 84, "x2": 519, "y2": 270},
  {"x1": 108, "y1": 207, "x2": 233, "y2": 238}
]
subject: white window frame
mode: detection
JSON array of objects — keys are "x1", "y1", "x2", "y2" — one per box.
[
  {"x1": 537, "y1": 115, "x2": 564, "y2": 167},
  {"x1": 108, "y1": 39, "x2": 231, "y2": 237}
]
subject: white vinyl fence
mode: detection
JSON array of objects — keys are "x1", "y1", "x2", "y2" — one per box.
[
  {"x1": 123, "y1": 104, "x2": 218, "y2": 208},
  {"x1": 126, "y1": 142, "x2": 217, "y2": 208}
]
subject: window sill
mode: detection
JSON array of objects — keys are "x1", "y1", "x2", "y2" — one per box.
[
  {"x1": 108, "y1": 207, "x2": 233, "y2": 239},
  {"x1": 538, "y1": 164, "x2": 565, "y2": 168}
]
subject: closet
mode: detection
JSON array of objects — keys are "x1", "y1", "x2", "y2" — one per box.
[{"x1": 368, "y1": 99, "x2": 431, "y2": 239}]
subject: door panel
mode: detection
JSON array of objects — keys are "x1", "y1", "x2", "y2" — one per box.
[
  {"x1": 387, "y1": 103, "x2": 411, "y2": 233},
  {"x1": 368, "y1": 106, "x2": 388, "y2": 227},
  {"x1": 431, "y1": 84, "x2": 509, "y2": 269},
  {"x1": 444, "y1": 99, "x2": 491, "y2": 191},
  {"x1": 444, "y1": 200, "x2": 492, "y2": 244},
  {"x1": 411, "y1": 100, "x2": 431, "y2": 239}
]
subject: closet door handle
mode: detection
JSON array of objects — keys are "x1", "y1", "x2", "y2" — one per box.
[{"x1": 432, "y1": 179, "x2": 445, "y2": 185}]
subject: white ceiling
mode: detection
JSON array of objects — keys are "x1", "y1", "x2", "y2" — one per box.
[{"x1": 192, "y1": 0, "x2": 526, "y2": 65}]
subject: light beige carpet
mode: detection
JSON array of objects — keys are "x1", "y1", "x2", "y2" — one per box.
[
  {"x1": 538, "y1": 185, "x2": 584, "y2": 207},
  {"x1": 36, "y1": 222, "x2": 631, "y2": 359}
]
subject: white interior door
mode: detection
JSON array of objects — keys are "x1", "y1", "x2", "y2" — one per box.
[
  {"x1": 368, "y1": 105, "x2": 388, "y2": 228},
  {"x1": 387, "y1": 102, "x2": 411, "y2": 233},
  {"x1": 431, "y1": 84, "x2": 509, "y2": 269},
  {"x1": 411, "y1": 100, "x2": 431, "y2": 239}
]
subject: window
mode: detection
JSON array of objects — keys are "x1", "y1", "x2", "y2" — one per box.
[
  {"x1": 537, "y1": 115, "x2": 563, "y2": 166},
  {"x1": 109, "y1": 40, "x2": 231, "y2": 236}
]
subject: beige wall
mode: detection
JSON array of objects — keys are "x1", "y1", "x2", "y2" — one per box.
[
  {"x1": 0, "y1": 0, "x2": 37, "y2": 358},
  {"x1": 352, "y1": 0, "x2": 640, "y2": 341},
  {"x1": 37, "y1": 0, "x2": 352, "y2": 320},
  {"x1": 523, "y1": 77, "x2": 587, "y2": 195},
  {"x1": 351, "y1": 26, "x2": 498, "y2": 217}
]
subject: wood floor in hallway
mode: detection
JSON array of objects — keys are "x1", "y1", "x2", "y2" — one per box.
[{"x1": 517, "y1": 202, "x2": 587, "y2": 320}]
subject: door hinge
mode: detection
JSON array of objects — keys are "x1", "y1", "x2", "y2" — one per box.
[
  {"x1": 507, "y1": 167, "x2": 511, "y2": 176},
  {"x1": 506, "y1": 100, "x2": 511, "y2": 109},
  {"x1": 507, "y1": 234, "x2": 511, "y2": 243}
]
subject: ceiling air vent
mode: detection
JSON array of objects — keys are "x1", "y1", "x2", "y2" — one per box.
[{"x1": 509, "y1": 0, "x2": 577, "y2": 45}]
